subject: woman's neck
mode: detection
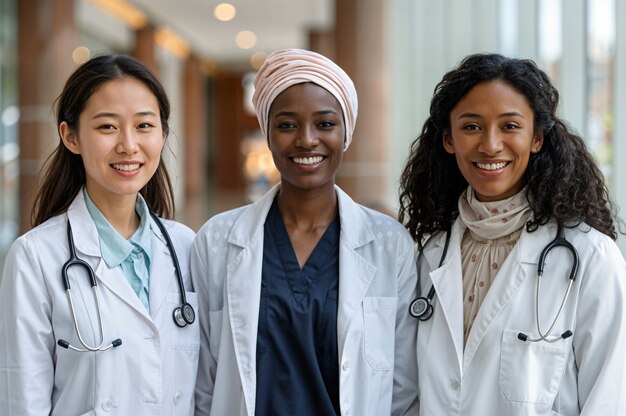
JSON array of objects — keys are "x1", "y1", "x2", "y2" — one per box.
[
  {"x1": 86, "y1": 189, "x2": 140, "y2": 239},
  {"x1": 276, "y1": 183, "x2": 338, "y2": 232},
  {"x1": 276, "y1": 183, "x2": 338, "y2": 269}
]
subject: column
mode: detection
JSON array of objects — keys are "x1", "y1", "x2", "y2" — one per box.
[
  {"x1": 17, "y1": 0, "x2": 77, "y2": 233},
  {"x1": 134, "y1": 24, "x2": 158, "y2": 75},
  {"x1": 182, "y1": 55, "x2": 208, "y2": 230},
  {"x1": 559, "y1": 0, "x2": 586, "y2": 134},
  {"x1": 334, "y1": 0, "x2": 392, "y2": 213},
  {"x1": 614, "y1": 0, "x2": 626, "y2": 254}
]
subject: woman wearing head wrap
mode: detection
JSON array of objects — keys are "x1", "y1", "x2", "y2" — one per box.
[{"x1": 191, "y1": 49, "x2": 418, "y2": 415}]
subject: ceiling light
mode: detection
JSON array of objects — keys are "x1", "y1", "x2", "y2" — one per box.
[
  {"x1": 72, "y1": 46, "x2": 91, "y2": 65},
  {"x1": 1, "y1": 106, "x2": 20, "y2": 127},
  {"x1": 155, "y1": 27, "x2": 190, "y2": 59},
  {"x1": 214, "y1": 3, "x2": 236, "y2": 22},
  {"x1": 250, "y1": 51, "x2": 267, "y2": 70},
  {"x1": 235, "y1": 31, "x2": 257, "y2": 49},
  {"x1": 87, "y1": 0, "x2": 147, "y2": 29}
]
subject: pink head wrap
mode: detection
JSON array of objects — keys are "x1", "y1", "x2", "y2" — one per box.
[{"x1": 252, "y1": 48, "x2": 358, "y2": 150}]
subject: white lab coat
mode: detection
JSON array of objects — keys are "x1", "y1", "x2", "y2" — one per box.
[
  {"x1": 191, "y1": 185, "x2": 419, "y2": 415},
  {"x1": 0, "y1": 192, "x2": 199, "y2": 416},
  {"x1": 416, "y1": 217, "x2": 626, "y2": 415}
]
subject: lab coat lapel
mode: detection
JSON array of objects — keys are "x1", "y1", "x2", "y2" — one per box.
[
  {"x1": 148, "y1": 219, "x2": 176, "y2": 320},
  {"x1": 335, "y1": 187, "x2": 377, "y2": 357},
  {"x1": 66, "y1": 191, "x2": 153, "y2": 323},
  {"x1": 428, "y1": 220, "x2": 465, "y2": 371},
  {"x1": 462, "y1": 227, "x2": 545, "y2": 372},
  {"x1": 226, "y1": 185, "x2": 279, "y2": 413}
]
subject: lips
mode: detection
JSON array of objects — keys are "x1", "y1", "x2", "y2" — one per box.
[
  {"x1": 292, "y1": 156, "x2": 324, "y2": 165},
  {"x1": 475, "y1": 161, "x2": 508, "y2": 170},
  {"x1": 111, "y1": 163, "x2": 141, "y2": 172}
]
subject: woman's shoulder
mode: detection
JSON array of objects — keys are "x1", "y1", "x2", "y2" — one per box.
[
  {"x1": 353, "y1": 204, "x2": 415, "y2": 252},
  {"x1": 3, "y1": 213, "x2": 67, "y2": 274},
  {"x1": 14, "y1": 213, "x2": 67, "y2": 247},
  {"x1": 196, "y1": 205, "x2": 250, "y2": 236},
  {"x1": 566, "y1": 222, "x2": 624, "y2": 260},
  {"x1": 157, "y1": 218, "x2": 195, "y2": 242},
  {"x1": 335, "y1": 187, "x2": 409, "y2": 235},
  {"x1": 352, "y1": 202, "x2": 407, "y2": 231}
]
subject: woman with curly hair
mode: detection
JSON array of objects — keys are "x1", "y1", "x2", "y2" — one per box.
[{"x1": 399, "y1": 53, "x2": 626, "y2": 415}]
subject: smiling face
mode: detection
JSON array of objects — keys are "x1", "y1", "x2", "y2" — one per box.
[
  {"x1": 60, "y1": 76, "x2": 165, "y2": 207},
  {"x1": 443, "y1": 79, "x2": 543, "y2": 202},
  {"x1": 268, "y1": 82, "x2": 345, "y2": 195}
]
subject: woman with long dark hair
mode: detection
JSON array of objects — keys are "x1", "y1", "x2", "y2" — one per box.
[
  {"x1": 0, "y1": 54, "x2": 198, "y2": 415},
  {"x1": 399, "y1": 53, "x2": 626, "y2": 415}
]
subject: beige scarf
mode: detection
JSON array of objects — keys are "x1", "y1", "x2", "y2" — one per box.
[{"x1": 458, "y1": 187, "x2": 531, "y2": 345}]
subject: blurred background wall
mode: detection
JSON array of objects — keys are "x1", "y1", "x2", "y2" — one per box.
[{"x1": 1, "y1": 0, "x2": 625, "y2": 272}]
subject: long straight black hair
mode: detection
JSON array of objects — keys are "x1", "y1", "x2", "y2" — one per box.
[{"x1": 31, "y1": 54, "x2": 175, "y2": 227}]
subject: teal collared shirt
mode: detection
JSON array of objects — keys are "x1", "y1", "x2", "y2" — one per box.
[{"x1": 84, "y1": 188, "x2": 152, "y2": 312}]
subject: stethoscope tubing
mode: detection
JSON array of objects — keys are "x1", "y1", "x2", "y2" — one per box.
[
  {"x1": 149, "y1": 211, "x2": 195, "y2": 327},
  {"x1": 411, "y1": 223, "x2": 579, "y2": 344},
  {"x1": 409, "y1": 229, "x2": 450, "y2": 321},
  {"x1": 58, "y1": 210, "x2": 194, "y2": 352},
  {"x1": 61, "y1": 221, "x2": 113, "y2": 352},
  {"x1": 518, "y1": 224, "x2": 578, "y2": 343},
  {"x1": 520, "y1": 273, "x2": 574, "y2": 343}
]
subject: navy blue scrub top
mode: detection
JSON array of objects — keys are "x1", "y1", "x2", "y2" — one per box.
[{"x1": 255, "y1": 199, "x2": 340, "y2": 415}]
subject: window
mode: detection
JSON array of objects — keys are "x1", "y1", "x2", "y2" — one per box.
[
  {"x1": 0, "y1": 0, "x2": 18, "y2": 270},
  {"x1": 586, "y1": 0, "x2": 615, "y2": 183}
]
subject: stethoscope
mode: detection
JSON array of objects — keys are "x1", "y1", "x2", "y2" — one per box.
[
  {"x1": 57, "y1": 211, "x2": 196, "y2": 352},
  {"x1": 409, "y1": 224, "x2": 579, "y2": 343}
]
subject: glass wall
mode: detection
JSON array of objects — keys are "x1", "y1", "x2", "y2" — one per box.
[
  {"x1": 0, "y1": 0, "x2": 18, "y2": 269},
  {"x1": 390, "y1": 0, "x2": 624, "y2": 253},
  {"x1": 586, "y1": 0, "x2": 616, "y2": 185},
  {"x1": 539, "y1": 0, "x2": 562, "y2": 81}
]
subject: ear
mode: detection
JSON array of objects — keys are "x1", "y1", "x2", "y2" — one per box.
[
  {"x1": 531, "y1": 131, "x2": 544, "y2": 154},
  {"x1": 59, "y1": 122, "x2": 81, "y2": 154},
  {"x1": 442, "y1": 130, "x2": 455, "y2": 154}
]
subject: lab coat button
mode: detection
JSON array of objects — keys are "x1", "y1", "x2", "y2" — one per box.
[
  {"x1": 102, "y1": 399, "x2": 117, "y2": 411},
  {"x1": 174, "y1": 391, "x2": 183, "y2": 404},
  {"x1": 342, "y1": 361, "x2": 350, "y2": 371},
  {"x1": 451, "y1": 380, "x2": 461, "y2": 389}
]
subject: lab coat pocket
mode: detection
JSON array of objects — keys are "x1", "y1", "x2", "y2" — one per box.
[
  {"x1": 499, "y1": 329, "x2": 568, "y2": 405},
  {"x1": 167, "y1": 291, "x2": 200, "y2": 351},
  {"x1": 362, "y1": 297, "x2": 398, "y2": 371}
]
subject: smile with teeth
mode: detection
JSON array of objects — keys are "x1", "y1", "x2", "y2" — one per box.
[
  {"x1": 112, "y1": 163, "x2": 141, "y2": 172},
  {"x1": 475, "y1": 161, "x2": 508, "y2": 171},
  {"x1": 292, "y1": 156, "x2": 324, "y2": 165}
]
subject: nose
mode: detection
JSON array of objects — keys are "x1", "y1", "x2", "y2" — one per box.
[
  {"x1": 295, "y1": 125, "x2": 319, "y2": 148},
  {"x1": 116, "y1": 127, "x2": 139, "y2": 154},
  {"x1": 478, "y1": 127, "x2": 503, "y2": 155}
]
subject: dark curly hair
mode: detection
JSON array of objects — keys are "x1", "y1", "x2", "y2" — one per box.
[{"x1": 399, "y1": 53, "x2": 619, "y2": 247}]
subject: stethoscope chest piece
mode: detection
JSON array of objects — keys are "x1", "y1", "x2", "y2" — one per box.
[
  {"x1": 148, "y1": 211, "x2": 196, "y2": 328},
  {"x1": 410, "y1": 229, "x2": 451, "y2": 322},
  {"x1": 174, "y1": 302, "x2": 196, "y2": 327},
  {"x1": 409, "y1": 297, "x2": 433, "y2": 321},
  {"x1": 59, "y1": 211, "x2": 196, "y2": 352}
]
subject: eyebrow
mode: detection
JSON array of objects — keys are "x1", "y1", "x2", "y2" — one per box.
[
  {"x1": 273, "y1": 109, "x2": 339, "y2": 118},
  {"x1": 91, "y1": 110, "x2": 158, "y2": 119},
  {"x1": 456, "y1": 111, "x2": 526, "y2": 120}
]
